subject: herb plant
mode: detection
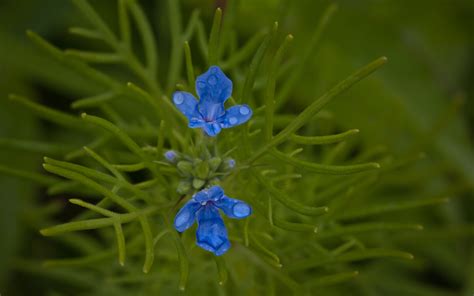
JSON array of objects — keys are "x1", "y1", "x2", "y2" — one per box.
[{"x1": 1, "y1": 0, "x2": 472, "y2": 295}]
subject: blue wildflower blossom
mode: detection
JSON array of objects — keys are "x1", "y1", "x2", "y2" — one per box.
[
  {"x1": 164, "y1": 150, "x2": 177, "y2": 162},
  {"x1": 174, "y1": 186, "x2": 252, "y2": 255},
  {"x1": 227, "y1": 159, "x2": 236, "y2": 169},
  {"x1": 172, "y1": 66, "x2": 253, "y2": 137}
]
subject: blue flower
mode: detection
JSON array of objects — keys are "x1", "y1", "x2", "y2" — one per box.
[
  {"x1": 164, "y1": 150, "x2": 177, "y2": 162},
  {"x1": 174, "y1": 185, "x2": 252, "y2": 256},
  {"x1": 227, "y1": 159, "x2": 236, "y2": 169},
  {"x1": 172, "y1": 66, "x2": 253, "y2": 137}
]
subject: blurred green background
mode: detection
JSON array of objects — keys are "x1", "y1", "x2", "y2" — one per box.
[{"x1": 0, "y1": 0, "x2": 473, "y2": 295}]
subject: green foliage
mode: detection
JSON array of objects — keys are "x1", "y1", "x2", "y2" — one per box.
[{"x1": 0, "y1": 0, "x2": 473, "y2": 295}]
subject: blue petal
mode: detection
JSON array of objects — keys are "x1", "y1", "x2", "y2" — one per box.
[
  {"x1": 193, "y1": 190, "x2": 210, "y2": 203},
  {"x1": 193, "y1": 186, "x2": 224, "y2": 203},
  {"x1": 219, "y1": 104, "x2": 253, "y2": 128},
  {"x1": 215, "y1": 196, "x2": 252, "y2": 219},
  {"x1": 207, "y1": 186, "x2": 225, "y2": 201},
  {"x1": 172, "y1": 91, "x2": 201, "y2": 120},
  {"x1": 198, "y1": 102, "x2": 225, "y2": 123},
  {"x1": 174, "y1": 200, "x2": 201, "y2": 232},
  {"x1": 195, "y1": 66, "x2": 232, "y2": 105},
  {"x1": 203, "y1": 122, "x2": 222, "y2": 137},
  {"x1": 196, "y1": 206, "x2": 231, "y2": 256}
]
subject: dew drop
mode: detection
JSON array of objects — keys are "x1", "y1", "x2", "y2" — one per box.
[
  {"x1": 233, "y1": 203, "x2": 250, "y2": 217},
  {"x1": 229, "y1": 117, "x2": 238, "y2": 125},
  {"x1": 239, "y1": 106, "x2": 250, "y2": 115},
  {"x1": 197, "y1": 81, "x2": 206, "y2": 89},
  {"x1": 208, "y1": 75, "x2": 217, "y2": 85},
  {"x1": 173, "y1": 93, "x2": 184, "y2": 105}
]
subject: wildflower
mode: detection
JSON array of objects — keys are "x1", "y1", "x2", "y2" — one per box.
[
  {"x1": 174, "y1": 186, "x2": 252, "y2": 255},
  {"x1": 164, "y1": 150, "x2": 178, "y2": 162},
  {"x1": 172, "y1": 66, "x2": 253, "y2": 137},
  {"x1": 226, "y1": 158, "x2": 236, "y2": 169}
]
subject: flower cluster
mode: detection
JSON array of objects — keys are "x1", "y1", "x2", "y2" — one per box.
[{"x1": 170, "y1": 66, "x2": 253, "y2": 256}]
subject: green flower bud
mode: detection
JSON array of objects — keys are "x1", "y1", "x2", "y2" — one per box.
[
  {"x1": 177, "y1": 161, "x2": 193, "y2": 176},
  {"x1": 195, "y1": 160, "x2": 210, "y2": 179},
  {"x1": 208, "y1": 157, "x2": 222, "y2": 172},
  {"x1": 192, "y1": 178, "x2": 206, "y2": 189},
  {"x1": 177, "y1": 180, "x2": 192, "y2": 194}
]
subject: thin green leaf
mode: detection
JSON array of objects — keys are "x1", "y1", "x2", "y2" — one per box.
[
  {"x1": 221, "y1": 29, "x2": 267, "y2": 70},
  {"x1": 265, "y1": 34, "x2": 293, "y2": 140},
  {"x1": 240, "y1": 22, "x2": 278, "y2": 104},
  {"x1": 69, "y1": 198, "x2": 116, "y2": 217},
  {"x1": 65, "y1": 50, "x2": 122, "y2": 63},
  {"x1": 118, "y1": 0, "x2": 131, "y2": 46},
  {"x1": 127, "y1": 0, "x2": 158, "y2": 76},
  {"x1": 208, "y1": 8, "x2": 222, "y2": 65},
  {"x1": 254, "y1": 171, "x2": 328, "y2": 216},
  {"x1": 337, "y1": 198, "x2": 449, "y2": 220},
  {"x1": 307, "y1": 271, "x2": 359, "y2": 288},
  {"x1": 68, "y1": 27, "x2": 102, "y2": 40},
  {"x1": 288, "y1": 248, "x2": 413, "y2": 271},
  {"x1": 72, "y1": 0, "x2": 118, "y2": 45},
  {"x1": 214, "y1": 256, "x2": 228, "y2": 286},
  {"x1": 9, "y1": 95, "x2": 88, "y2": 130},
  {"x1": 277, "y1": 4, "x2": 338, "y2": 106},
  {"x1": 316, "y1": 222, "x2": 423, "y2": 239},
  {"x1": 184, "y1": 41, "x2": 195, "y2": 92},
  {"x1": 0, "y1": 138, "x2": 72, "y2": 155},
  {"x1": 166, "y1": 0, "x2": 183, "y2": 92},
  {"x1": 71, "y1": 91, "x2": 117, "y2": 109},
  {"x1": 0, "y1": 164, "x2": 58, "y2": 185},
  {"x1": 290, "y1": 129, "x2": 360, "y2": 145},
  {"x1": 247, "y1": 56, "x2": 388, "y2": 163},
  {"x1": 27, "y1": 30, "x2": 119, "y2": 89},
  {"x1": 271, "y1": 149, "x2": 380, "y2": 175}
]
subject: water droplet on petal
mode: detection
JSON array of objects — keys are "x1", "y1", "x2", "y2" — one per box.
[
  {"x1": 229, "y1": 117, "x2": 238, "y2": 125},
  {"x1": 239, "y1": 106, "x2": 249, "y2": 115},
  {"x1": 173, "y1": 93, "x2": 184, "y2": 104},
  {"x1": 233, "y1": 203, "x2": 250, "y2": 217},
  {"x1": 208, "y1": 75, "x2": 217, "y2": 85}
]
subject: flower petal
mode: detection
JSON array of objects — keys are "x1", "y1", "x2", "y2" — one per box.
[
  {"x1": 172, "y1": 91, "x2": 200, "y2": 120},
  {"x1": 198, "y1": 102, "x2": 225, "y2": 123},
  {"x1": 174, "y1": 200, "x2": 201, "y2": 232},
  {"x1": 207, "y1": 186, "x2": 225, "y2": 201},
  {"x1": 203, "y1": 122, "x2": 222, "y2": 137},
  {"x1": 215, "y1": 196, "x2": 252, "y2": 219},
  {"x1": 195, "y1": 66, "x2": 232, "y2": 105},
  {"x1": 196, "y1": 206, "x2": 231, "y2": 256},
  {"x1": 219, "y1": 104, "x2": 253, "y2": 128}
]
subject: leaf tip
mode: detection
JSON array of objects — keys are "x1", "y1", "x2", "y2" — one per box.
[
  {"x1": 39, "y1": 228, "x2": 50, "y2": 236},
  {"x1": 25, "y1": 29, "x2": 35, "y2": 37}
]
